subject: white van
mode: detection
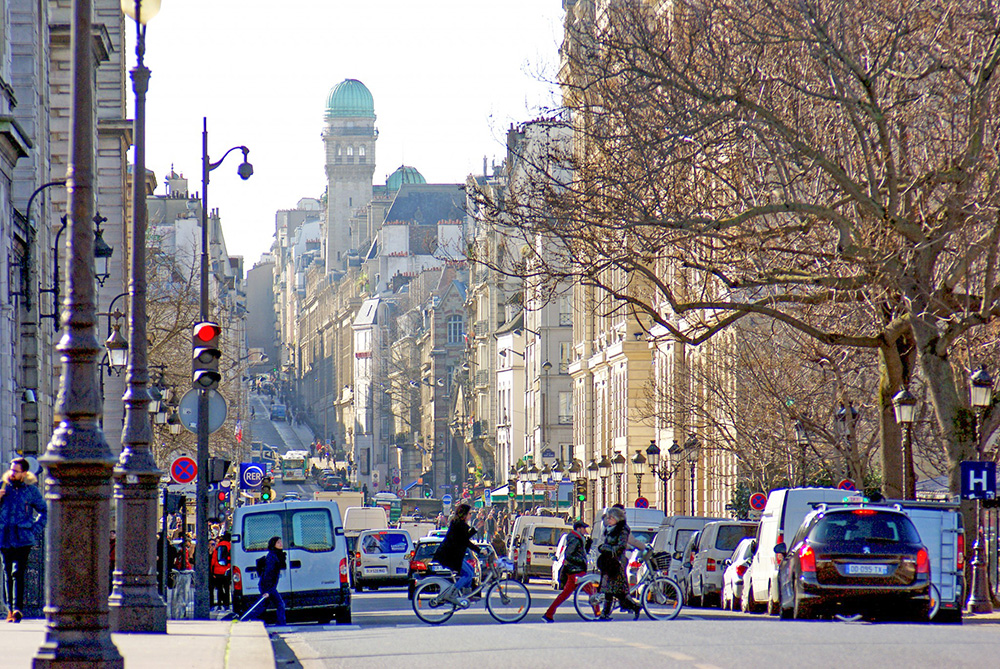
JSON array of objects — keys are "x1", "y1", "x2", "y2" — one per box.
[
  {"x1": 743, "y1": 487, "x2": 847, "y2": 614},
  {"x1": 507, "y1": 515, "x2": 569, "y2": 580},
  {"x1": 230, "y1": 500, "x2": 351, "y2": 624},
  {"x1": 688, "y1": 520, "x2": 758, "y2": 607},
  {"x1": 515, "y1": 523, "x2": 571, "y2": 582},
  {"x1": 652, "y1": 516, "x2": 726, "y2": 585}
]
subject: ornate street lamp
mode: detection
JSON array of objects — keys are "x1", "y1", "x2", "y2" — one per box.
[
  {"x1": 109, "y1": 0, "x2": 168, "y2": 633},
  {"x1": 34, "y1": 0, "x2": 125, "y2": 663},
  {"x1": 611, "y1": 452, "x2": 626, "y2": 504},
  {"x1": 632, "y1": 450, "x2": 647, "y2": 499},
  {"x1": 892, "y1": 387, "x2": 917, "y2": 500},
  {"x1": 968, "y1": 366, "x2": 994, "y2": 614},
  {"x1": 105, "y1": 324, "x2": 129, "y2": 374},
  {"x1": 685, "y1": 438, "x2": 699, "y2": 515},
  {"x1": 93, "y1": 217, "x2": 114, "y2": 286},
  {"x1": 646, "y1": 439, "x2": 665, "y2": 510},
  {"x1": 598, "y1": 455, "x2": 611, "y2": 508}
]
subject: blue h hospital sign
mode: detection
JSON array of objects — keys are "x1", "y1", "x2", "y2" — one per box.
[{"x1": 961, "y1": 461, "x2": 997, "y2": 500}]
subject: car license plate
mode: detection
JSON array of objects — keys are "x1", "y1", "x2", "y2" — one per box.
[
  {"x1": 396, "y1": 567, "x2": 407, "y2": 574},
  {"x1": 847, "y1": 564, "x2": 888, "y2": 576},
  {"x1": 366, "y1": 566, "x2": 387, "y2": 574}
]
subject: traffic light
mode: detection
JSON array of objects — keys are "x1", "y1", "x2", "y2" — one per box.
[
  {"x1": 217, "y1": 489, "x2": 230, "y2": 512},
  {"x1": 423, "y1": 486, "x2": 432, "y2": 499},
  {"x1": 576, "y1": 479, "x2": 587, "y2": 502},
  {"x1": 192, "y1": 321, "x2": 222, "y2": 390},
  {"x1": 260, "y1": 484, "x2": 273, "y2": 502}
]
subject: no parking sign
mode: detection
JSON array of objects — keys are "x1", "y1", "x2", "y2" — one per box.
[
  {"x1": 749, "y1": 492, "x2": 767, "y2": 512},
  {"x1": 170, "y1": 456, "x2": 197, "y2": 484}
]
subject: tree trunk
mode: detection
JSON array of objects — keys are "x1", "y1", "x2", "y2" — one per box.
[{"x1": 879, "y1": 342, "x2": 905, "y2": 499}]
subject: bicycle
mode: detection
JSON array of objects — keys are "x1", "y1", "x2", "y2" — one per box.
[
  {"x1": 412, "y1": 548, "x2": 531, "y2": 625},
  {"x1": 573, "y1": 547, "x2": 683, "y2": 621}
]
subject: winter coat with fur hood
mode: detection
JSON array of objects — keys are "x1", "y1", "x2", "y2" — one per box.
[{"x1": 0, "y1": 470, "x2": 47, "y2": 550}]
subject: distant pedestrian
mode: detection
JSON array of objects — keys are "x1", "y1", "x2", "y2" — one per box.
[
  {"x1": 257, "y1": 536, "x2": 287, "y2": 625},
  {"x1": 0, "y1": 458, "x2": 47, "y2": 623},
  {"x1": 211, "y1": 532, "x2": 232, "y2": 611},
  {"x1": 543, "y1": 520, "x2": 591, "y2": 622}
]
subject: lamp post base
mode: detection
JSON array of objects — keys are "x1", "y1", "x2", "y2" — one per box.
[{"x1": 967, "y1": 535, "x2": 994, "y2": 614}]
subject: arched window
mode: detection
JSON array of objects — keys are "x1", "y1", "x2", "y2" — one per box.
[
  {"x1": 347, "y1": 146, "x2": 354, "y2": 156},
  {"x1": 359, "y1": 146, "x2": 366, "y2": 157},
  {"x1": 447, "y1": 315, "x2": 464, "y2": 345}
]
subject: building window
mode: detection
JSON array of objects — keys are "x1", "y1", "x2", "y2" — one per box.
[
  {"x1": 347, "y1": 146, "x2": 354, "y2": 156},
  {"x1": 359, "y1": 146, "x2": 366, "y2": 157},
  {"x1": 447, "y1": 315, "x2": 464, "y2": 344},
  {"x1": 558, "y1": 391, "x2": 573, "y2": 424}
]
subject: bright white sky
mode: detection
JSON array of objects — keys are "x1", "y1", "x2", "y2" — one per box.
[{"x1": 133, "y1": 1, "x2": 565, "y2": 266}]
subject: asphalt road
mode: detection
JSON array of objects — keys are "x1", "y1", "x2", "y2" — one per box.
[{"x1": 272, "y1": 584, "x2": 1000, "y2": 669}]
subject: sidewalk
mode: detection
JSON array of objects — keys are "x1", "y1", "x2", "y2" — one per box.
[{"x1": 9, "y1": 619, "x2": 274, "y2": 669}]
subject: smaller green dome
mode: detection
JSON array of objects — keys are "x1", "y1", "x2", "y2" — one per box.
[
  {"x1": 387, "y1": 165, "x2": 426, "y2": 191},
  {"x1": 326, "y1": 79, "x2": 375, "y2": 118}
]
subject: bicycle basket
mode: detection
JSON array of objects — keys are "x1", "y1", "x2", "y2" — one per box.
[{"x1": 651, "y1": 551, "x2": 671, "y2": 571}]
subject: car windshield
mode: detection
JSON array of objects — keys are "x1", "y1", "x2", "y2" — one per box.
[
  {"x1": 809, "y1": 511, "x2": 922, "y2": 544},
  {"x1": 715, "y1": 525, "x2": 757, "y2": 551},
  {"x1": 532, "y1": 527, "x2": 565, "y2": 547}
]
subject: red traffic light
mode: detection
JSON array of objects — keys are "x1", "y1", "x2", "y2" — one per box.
[
  {"x1": 217, "y1": 491, "x2": 227, "y2": 502},
  {"x1": 194, "y1": 322, "x2": 221, "y2": 343}
]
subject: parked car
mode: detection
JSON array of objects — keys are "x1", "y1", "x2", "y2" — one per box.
[
  {"x1": 775, "y1": 505, "x2": 931, "y2": 620},
  {"x1": 688, "y1": 520, "x2": 758, "y2": 608},
  {"x1": 743, "y1": 487, "x2": 848, "y2": 615},
  {"x1": 352, "y1": 529, "x2": 414, "y2": 591},
  {"x1": 722, "y1": 537, "x2": 757, "y2": 610},
  {"x1": 678, "y1": 531, "x2": 702, "y2": 605},
  {"x1": 405, "y1": 537, "x2": 484, "y2": 599}
]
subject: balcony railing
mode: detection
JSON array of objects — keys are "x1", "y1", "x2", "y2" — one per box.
[{"x1": 558, "y1": 414, "x2": 573, "y2": 425}]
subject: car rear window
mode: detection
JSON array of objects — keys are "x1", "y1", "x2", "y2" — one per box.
[
  {"x1": 674, "y1": 529, "x2": 696, "y2": 552},
  {"x1": 715, "y1": 525, "x2": 757, "y2": 551},
  {"x1": 290, "y1": 509, "x2": 335, "y2": 552},
  {"x1": 532, "y1": 527, "x2": 565, "y2": 547},
  {"x1": 810, "y1": 511, "x2": 921, "y2": 544},
  {"x1": 242, "y1": 511, "x2": 283, "y2": 552},
  {"x1": 414, "y1": 541, "x2": 442, "y2": 561},
  {"x1": 362, "y1": 531, "x2": 410, "y2": 554}
]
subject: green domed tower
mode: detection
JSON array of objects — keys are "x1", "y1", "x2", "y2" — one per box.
[{"x1": 322, "y1": 78, "x2": 377, "y2": 271}]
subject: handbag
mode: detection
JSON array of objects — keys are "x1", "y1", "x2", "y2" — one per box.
[
  {"x1": 597, "y1": 550, "x2": 620, "y2": 577},
  {"x1": 558, "y1": 565, "x2": 569, "y2": 589}
]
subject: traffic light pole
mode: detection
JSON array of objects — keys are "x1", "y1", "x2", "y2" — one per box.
[{"x1": 195, "y1": 120, "x2": 211, "y2": 621}]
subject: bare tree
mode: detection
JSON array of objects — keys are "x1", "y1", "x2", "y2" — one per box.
[{"x1": 473, "y1": 0, "x2": 1000, "y2": 497}]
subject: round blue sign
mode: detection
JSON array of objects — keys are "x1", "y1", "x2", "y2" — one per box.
[
  {"x1": 634, "y1": 497, "x2": 649, "y2": 509},
  {"x1": 442, "y1": 494, "x2": 453, "y2": 505},
  {"x1": 241, "y1": 462, "x2": 265, "y2": 489}
]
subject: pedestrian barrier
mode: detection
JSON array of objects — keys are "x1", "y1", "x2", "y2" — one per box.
[{"x1": 167, "y1": 570, "x2": 194, "y2": 619}]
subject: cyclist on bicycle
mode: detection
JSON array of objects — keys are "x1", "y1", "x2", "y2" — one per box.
[
  {"x1": 597, "y1": 506, "x2": 645, "y2": 620},
  {"x1": 433, "y1": 503, "x2": 479, "y2": 604}
]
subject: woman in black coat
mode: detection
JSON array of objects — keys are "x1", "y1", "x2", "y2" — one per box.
[
  {"x1": 433, "y1": 503, "x2": 478, "y2": 600},
  {"x1": 258, "y1": 536, "x2": 287, "y2": 625}
]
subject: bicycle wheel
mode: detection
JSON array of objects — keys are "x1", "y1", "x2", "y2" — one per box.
[
  {"x1": 641, "y1": 577, "x2": 683, "y2": 621},
  {"x1": 485, "y1": 579, "x2": 531, "y2": 623},
  {"x1": 573, "y1": 575, "x2": 603, "y2": 621},
  {"x1": 412, "y1": 580, "x2": 456, "y2": 625}
]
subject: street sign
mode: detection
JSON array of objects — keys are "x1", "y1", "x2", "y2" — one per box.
[
  {"x1": 240, "y1": 462, "x2": 266, "y2": 489},
  {"x1": 442, "y1": 494, "x2": 453, "y2": 505},
  {"x1": 177, "y1": 388, "x2": 228, "y2": 434},
  {"x1": 170, "y1": 456, "x2": 197, "y2": 484},
  {"x1": 749, "y1": 492, "x2": 767, "y2": 511},
  {"x1": 634, "y1": 496, "x2": 649, "y2": 509},
  {"x1": 961, "y1": 461, "x2": 997, "y2": 500},
  {"x1": 838, "y1": 479, "x2": 857, "y2": 491},
  {"x1": 392, "y1": 475, "x2": 401, "y2": 485}
]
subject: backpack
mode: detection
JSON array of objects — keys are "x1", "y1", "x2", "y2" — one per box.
[
  {"x1": 216, "y1": 543, "x2": 230, "y2": 567},
  {"x1": 255, "y1": 555, "x2": 267, "y2": 578}
]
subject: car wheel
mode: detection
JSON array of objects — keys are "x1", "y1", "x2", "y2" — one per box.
[
  {"x1": 793, "y1": 591, "x2": 814, "y2": 620},
  {"x1": 778, "y1": 587, "x2": 793, "y2": 620},
  {"x1": 742, "y1": 578, "x2": 762, "y2": 614},
  {"x1": 933, "y1": 608, "x2": 962, "y2": 624},
  {"x1": 335, "y1": 606, "x2": 352, "y2": 625}
]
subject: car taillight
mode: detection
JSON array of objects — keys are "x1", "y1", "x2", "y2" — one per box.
[
  {"x1": 340, "y1": 557, "x2": 349, "y2": 585},
  {"x1": 916, "y1": 548, "x2": 930, "y2": 575},
  {"x1": 957, "y1": 533, "x2": 965, "y2": 569},
  {"x1": 798, "y1": 545, "x2": 816, "y2": 573},
  {"x1": 513, "y1": 548, "x2": 519, "y2": 561},
  {"x1": 355, "y1": 552, "x2": 361, "y2": 562},
  {"x1": 736, "y1": 564, "x2": 747, "y2": 578},
  {"x1": 405, "y1": 550, "x2": 414, "y2": 561},
  {"x1": 706, "y1": 558, "x2": 716, "y2": 572},
  {"x1": 232, "y1": 566, "x2": 242, "y2": 593},
  {"x1": 411, "y1": 560, "x2": 427, "y2": 572},
  {"x1": 526, "y1": 552, "x2": 531, "y2": 565},
  {"x1": 629, "y1": 561, "x2": 640, "y2": 571}
]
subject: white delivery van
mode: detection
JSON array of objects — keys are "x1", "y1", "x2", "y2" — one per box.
[
  {"x1": 652, "y1": 516, "x2": 726, "y2": 585},
  {"x1": 743, "y1": 487, "x2": 847, "y2": 614},
  {"x1": 230, "y1": 500, "x2": 351, "y2": 624},
  {"x1": 515, "y1": 523, "x2": 571, "y2": 582},
  {"x1": 352, "y1": 529, "x2": 414, "y2": 591},
  {"x1": 508, "y1": 515, "x2": 569, "y2": 578},
  {"x1": 688, "y1": 520, "x2": 758, "y2": 607}
]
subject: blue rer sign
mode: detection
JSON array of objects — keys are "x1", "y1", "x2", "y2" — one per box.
[
  {"x1": 960, "y1": 461, "x2": 997, "y2": 501},
  {"x1": 240, "y1": 462, "x2": 266, "y2": 490}
]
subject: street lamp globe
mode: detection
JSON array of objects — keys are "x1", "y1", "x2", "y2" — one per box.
[
  {"x1": 892, "y1": 387, "x2": 917, "y2": 424},
  {"x1": 541, "y1": 463, "x2": 552, "y2": 481},
  {"x1": 971, "y1": 366, "x2": 993, "y2": 409},
  {"x1": 684, "y1": 438, "x2": 699, "y2": 464},
  {"x1": 586, "y1": 459, "x2": 600, "y2": 482},
  {"x1": 611, "y1": 452, "x2": 626, "y2": 476},
  {"x1": 105, "y1": 324, "x2": 129, "y2": 373},
  {"x1": 121, "y1": 0, "x2": 161, "y2": 24},
  {"x1": 527, "y1": 464, "x2": 540, "y2": 482},
  {"x1": 632, "y1": 450, "x2": 647, "y2": 475},
  {"x1": 645, "y1": 440, "x2": 660, "y2": 471},
  {"x1": 598, "y1": 456, "x2": 611, "y2": 479},
  {"x1": 552, "y1": 460, "x2": 564, "y2": 482}
]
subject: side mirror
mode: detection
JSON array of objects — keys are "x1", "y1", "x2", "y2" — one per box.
[
  {"x1": 723, "y1": 559, "x2": 732, "y2": 568},
  {"x1": 683, "y1": 562, "x2": 692, "y2": 569},
  {"x1": 773, "y1": 542, "x2": 787, "y2": 557},
  {"x1": 673, "y1": 551, "x2": 683, "y2": 561}
]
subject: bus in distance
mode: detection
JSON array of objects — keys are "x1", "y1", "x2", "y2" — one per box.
[{"x1": 280, "y1": 450, "x2": 308, "y2": 483}]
